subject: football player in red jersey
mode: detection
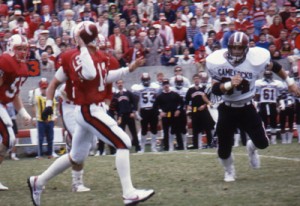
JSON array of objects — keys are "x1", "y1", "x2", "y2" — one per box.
[
  {"x1": 0, "y1": 34, "x2": 31, "y2": 190},
  {"x1": 28, "y1": 21, "x2": 155, "y2": 206}
]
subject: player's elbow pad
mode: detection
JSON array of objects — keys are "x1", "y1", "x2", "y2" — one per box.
[{"x1": 212, "y1": 83, "x2": 224, "y2": 96}]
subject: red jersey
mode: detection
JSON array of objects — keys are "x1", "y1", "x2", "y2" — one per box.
[
  {"x1": 60, "y1": 48, "x2": 112, "y2": 105},
  {"x1": 0, "y1": 54, "x2": 28, "y2": 104}
]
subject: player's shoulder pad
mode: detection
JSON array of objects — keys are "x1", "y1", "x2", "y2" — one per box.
[
  {"x1": 131, "y1": 84, "x2": 143, "y2": 92},
  {"x1": 206, "y1": 49, "x2": 227, "y2": 66},
  {"x1": 247, "y1": 47, "x2": 270, "y2": 66},
  {"x1": 150, "y1": 82, "x2": 160, "y2": 89}
]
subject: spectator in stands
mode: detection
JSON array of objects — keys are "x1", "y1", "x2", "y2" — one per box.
[
  {"x1": 269, "y1": 15, "x2": 285, "y2": 39},
  {"x1": 122, "y1": 1, "x2": 139, "y2": 24},
  {"x1": 234, "y1": 10, "x2": 250, "y2": 32},
  {"x1": 274, "y1": 29, "x2": 290, "y2": 50},
  {"x1": 177, "y1": 48, "x2": 194, "y2": 65},
  {"x1": 61, "y1": 9, "x2": 76, "y2": 35},
  {"x1": 193, "y1": 24, "x2": 205, "y2": 51},
  {"x1": 137, "y1": 0, "x2": 154, "y2": 22},
  {"x1": 40, "y1": 5, "x2": 52, "y2": 29},
  {"x1": 245, "y1": 24, "x2": 259, "y2": 43},
  {"x1": 12, "y1": 16, "x2": 28, "y2": 36},
  {"x1": 252, "y1": 0, "x2": 267, "y2": 36},
  {"x1": 163, "y1": 2, "x2": 176, "y2": 24},
  {"x1": 255, "y1": 33, "x2": 270, "y2": 49},
  {"x1": 194, "y1": 45, "x2": 208, "y2": 72},
  {"x1": 96, "y1": 14, "x2": 109, "y2": 38},
  {"x1": 279, "y1": 1, "x2": 291, "y2": 28},
  {"x1": 48, "y1": 17, "x2": 63, "y2": 40},
  {"x1": 113, "y1": 79, "x2": 141, "y2": 153},
  {"x1": 266, "y1": 7, "x2": 277, "y2": 26},
  {"x1": 109, "y1": 26, "x2": 129, "y2": 54},
  {"x1": 186, "y1": 17, "x2": 199, "y2": 54},
  {"x1": 0, "y1": 32, "x2": 5, "y2": 54},
  {"x1": 158, "y1": 16, "x2": 174, "y2": 47},
  {"x1": 97, "y1": 0, "x2": 109, "y2": 16},
  {"x1": 172, "y1": 17, "x2": 187, "y2": 55},
  {"x1": 126, "y1": 14, "x2": 141, "y2": 32},
  {"x1": 32, "y1": 78, "x2": 57, "y2": 159},
  {"x1": 285, "y1": 7, "x2": 298, "y2": 33},
  {"x1": 57, "y1": 2, "x2": 73, "y2": 22},
  {"x1": 39, "y1": 52, "x2": 56, "y2": 79},
  {"x1": 81, "y1": 7, "x2": 94, "y2": 22},
  {"x1": 221, "y1": 21, "x2": 236, "y2": 48},
  {"x1": 143, "y1": 26, "x2": 164, "y2": 66},
  {"x1": 28, "y1": 13, "x2": 41, "y2": 39},
  {"x1": 127, "y1": 28, "x2": 138, "y2": 48},
  {"x1": 123, "y1": 40, "x2": 144, "y2": 64},
  {"x1": 161, "y1": 46, "x2": 178, "y2": 66},
  {"x1": 281, "y1": 40, "x2": 294, "y2": 58},
  {"x1": 269, "y1": 43, "x2": 282, "y2": 60}
]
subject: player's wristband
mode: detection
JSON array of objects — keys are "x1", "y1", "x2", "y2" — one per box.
[
  {"x1": 18, "y1": 107, "x2": 29, "y2": 118},
  {"x1": 224, "y1": 82, "x2": 233, "y2": 91},
  {"x1": 285, "y1": 77, "x2": 295, "y2": 86},
  {"x1": 46, "y1": 100, "x2": 53, "y2": 107}
]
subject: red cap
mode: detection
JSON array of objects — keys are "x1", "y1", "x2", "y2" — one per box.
[
  {"x1": 199, "y1": 45, "x2": 206, "y2": 51},
  {"x1": 246, "y1": 24, "x2": 254, "y2": 29},
  {"x1": 142, "y1": 18, "x2": 148, "y2": 22},
  {"x1": 203, "y1": 2, "x2": 209, "y2": 7},
  {"x1": 210, "y1": 7, "x2": 216, "y2": 12},
  {"x1": 165, "y1": 46, "x2": 171, "y2": 51},
  {"x1": 127, "y1": 0, "x2": 133, "y2": 5},
  {"x1": 39, "y1": 78, "x2": 48, "y2": 89},
  {"x1": 297, "y1": 18, "x2": 300, "y2": 23},
  {"x1": 290, "y1": 7, "x2": 297, "y2": 13},
  {"x1": 284, "y1": 1, "x2": 291, "y2": 6},
  {"x1": 0, "y1": 32, "x2": 4, "y2": 37}
]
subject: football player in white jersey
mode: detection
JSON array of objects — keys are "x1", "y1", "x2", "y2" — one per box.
[
  {"x1": 171, "y1": 75, "x2": 189, "y2": 150},
  {"x1": 255, "y1": 70, "x2": 284, "y2": 144},
  {"x1": 278, "y1": 83, "x2": 295, "y2": 144},
  {"x1": 206, "y1": 32, "x2": 300, "y2": 182},
  {"x1": 131, "y1": 73, "x2": 160, "y2": 152}
]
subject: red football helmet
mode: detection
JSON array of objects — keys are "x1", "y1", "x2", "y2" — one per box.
[
  {"x1": 227, "y1": 32, "x2": 249, "y2": 65},
  {"x1": 7, "y1": 34, "x2": 29, "y2": 62}
]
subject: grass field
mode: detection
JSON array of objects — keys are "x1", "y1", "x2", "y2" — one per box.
[{"x1": 1, "y1": 143, "x2": 300, "y2": 206}]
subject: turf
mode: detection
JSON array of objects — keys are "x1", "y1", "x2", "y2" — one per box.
[{"x1": 1, "y1": 143, "x2": 300, "y2": 206}]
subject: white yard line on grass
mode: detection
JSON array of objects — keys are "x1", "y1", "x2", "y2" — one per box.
[{"x1": 132, "y1": 151, "x2": 300, "y2": 162}]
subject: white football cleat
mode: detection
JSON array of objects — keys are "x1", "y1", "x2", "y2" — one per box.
[
  {"x1": 224, "y1": 165, "x2": 236, "y2": 182},
  {"x1": 27, "y1": 176, "x2": 43, "y2": 206},
  {"x1": 0, "y1": 182, "x2": 8, "y2": 190},
  {"x1": 246, "y1": 140, "x2": 260, "y2": 169},
  {"x1": 123, "y1": 189, "x2": 155, "y2": 206},
  {"x1": 72, "y1": 184, "x2": 91, "y2": 192}
]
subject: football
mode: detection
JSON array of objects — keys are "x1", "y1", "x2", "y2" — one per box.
[{"x1": 79, "y1": 23, "x2": 98, "y2": 45}]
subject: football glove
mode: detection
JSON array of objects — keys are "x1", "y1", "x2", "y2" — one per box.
[{"x1": 42, "y1": 106, "x2": 53, "y2": 121}]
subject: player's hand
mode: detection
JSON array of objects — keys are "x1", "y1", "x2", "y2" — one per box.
[
  {"x1": 129, "y1": 57, "x2": 145, "y2": 72},
  {"x1": 198, "y1": 105, "x2": 206, "y2": 111},
  {"x1": 18, "y1": 108, "x2": 31, "y2": 126},
  {"x1": 288, "y1": 84, "x2": 300, "y2": 96},
  {"x1": 174, "y1": 110, "x2": 180, "y2": 117},
  {"x1": 231, "y1": 74, "x2": 243, "y2": 88},
  {"x1": 160, "y1": 112, "x2": 166, "y2": 118},
  {"x1": 42, "y1": 106, "x2": 53, "y2": 121}
]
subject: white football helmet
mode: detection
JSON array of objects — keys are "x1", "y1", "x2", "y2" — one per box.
[
  {"x1": 6, "y1": 34, "x2": 29, "y2": 62},
  {"x1": 72, "y1": 21, "x2": 98, "y2": 47}
]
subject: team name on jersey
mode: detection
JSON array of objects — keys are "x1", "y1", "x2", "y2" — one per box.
[
  {"x1": 191, "y1": 91, "x2": 204, "y2": 98},
  {"x1": 217, "y1": 67, "x2": 253, "y2": 79}
]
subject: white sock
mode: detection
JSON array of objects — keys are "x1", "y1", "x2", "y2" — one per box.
[
  {"x1": 11, "y1": 153, "x2": 17, "y2": 158},
  {"x1": 169, "y1": 135, "x2": 174, "y2": 151},
  {"x1": 116, "y1": 149, "x2": 135, "y2": 196},
  {"x1": 182, "y1": 133, "x2": 187, "y2": 150},
  {"x1": 233, "y1": 133, "x2": 240, "y2": 147},
  {"x1": 287, "y1": 132, "x2": 293, "y2": 144},
  {"x1": 151, "y1": 134, "x2": 157, "y2": 151},
  {"x1": 37, "y1": 154, "x2": 72, "y2": 187},
  {"x1": 72, "y1": 170, "x2": 84, "y2": 185},
  {"x1": 198, "y1": 133, "x2": 202, "y2": 149},
  {"x1": 219, "y1": 155, "x2": 234, "y2": 173},
  {"x1": 141, "y1": 135, "x2": 147, "y2": 152}
]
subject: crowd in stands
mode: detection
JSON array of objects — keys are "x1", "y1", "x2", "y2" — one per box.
[
  {"x1": 3, "y1": 0, "x2": 300, "y2": 156},
  {"x1": 0, "y1": 0, "x2": 299, "y2": 75}
]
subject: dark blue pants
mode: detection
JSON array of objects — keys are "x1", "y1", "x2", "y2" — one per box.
[{"x1": 37, "y1": 121, "x2": 54, "y2": 156}]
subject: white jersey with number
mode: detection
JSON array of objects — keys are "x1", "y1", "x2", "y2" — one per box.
[
  {"x1": 206, "y1": 47, "x2": 270, "y2": 103},
  {"x1": 171, "y1": 86, "x2": 188, "y2": 102},
  {"x1": 255, "y1": 79, "x2": 284, "y2": 103},
  {"x1": 131, "y1": 83, "x2": 160, "y2": 109}
]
